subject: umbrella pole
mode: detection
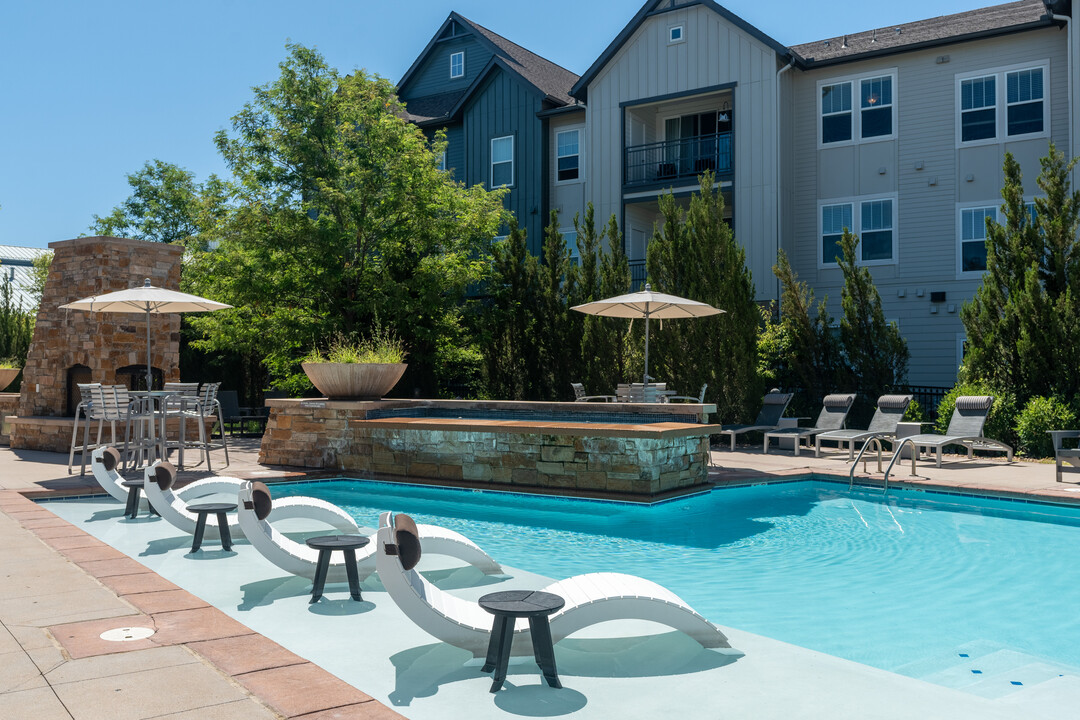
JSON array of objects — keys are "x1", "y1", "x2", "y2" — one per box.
[
  {"x1": 643, "y1": 314, "x2": 650, "y2": 385},
  {"x1": 145, "y1": 310, "x2": 153, "y2": 391}
]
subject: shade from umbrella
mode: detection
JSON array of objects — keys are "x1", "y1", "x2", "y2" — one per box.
[
  {"x1": 60, "y1": 279, "x2": 232, "y2": 390},
  {"x1": 571, "y1": 283, "x2": 724, "y2": 385}
]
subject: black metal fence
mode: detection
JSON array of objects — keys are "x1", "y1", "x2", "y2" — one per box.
[
  {"x1": 629, "y1": 260, "x2": 647, "y2": 290},
  {"x1": 624, "y1": 132, "x2": 732, "y2": 187}
]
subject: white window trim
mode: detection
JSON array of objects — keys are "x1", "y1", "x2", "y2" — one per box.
[
  {"x1": 817, "y1": 192, "x2": 899, "y2": 269},
  {"x1": 450, "y1": 51, "x2": 465, "y2": 79},
  {"x1": 554, "y1": 127, "x2": 583, "y2": 185},
  {"x1": 817, "y1": 69, "x2": 898, "y2": 148},
  {"x1": 491, "y1": 135, "x2": 514, "y2": 189},
  {"x1": 955, "y1": 61, "x2": 1049, "y2": 148},
  {"x1": 957, "y1": 333, "x2": 968, "y2": 372},
  {"x1": 668, "y1": 25, "x2": 684, "y2": 44},
  {"x1": 560, "y1": 228, "x2": 581, "y2": 264},
  {"x1": 956, "y1": 201, "x2": 998, "y2": 278},
  {"x1": 436, "y1": 149, "x2": 447, "y2": 172}
]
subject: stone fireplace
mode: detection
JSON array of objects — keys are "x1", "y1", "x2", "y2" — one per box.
[{"x1": 6, "y1": 236, "x2": 184, "y2": 452}]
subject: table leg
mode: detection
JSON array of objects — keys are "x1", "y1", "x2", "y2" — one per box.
[
  {"x1": 191, "y1": 513, "x2": 207, "y2": 553},
  {"x1": 124, "y1": 487, "x2": 139, "y2": 519},
  {"x1": 488, "y1": 615, "x2": 515, "y2": 693},
  {"x1": 310, "y1": 549, "x2": 331, "y2": 603},
  {"x1": 529, "y1": 615, "x2": 561, "y2": 688},
  {"x1": 217, "y1": 513, "x2": 232, "y2": 551},
  {"x1": 343, "y1": 548, "x2": 362, "y2": 601}
]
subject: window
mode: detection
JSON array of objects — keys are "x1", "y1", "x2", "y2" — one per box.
[
  {"x1": 450, "y1": 51, "x2": 464, "y2": 79},
  {"x1": 1007, "y1": 68, "x2": 1044, "y2": 136},
  {"x1": 959, "y1": 205, "x2": 996, "y2": 273},
  {"x1": 820, "y1": 196, "x2": 896, "y2": 266},
  {"x1": 860, "y1": 76, "x2": 893, "y2": 138},
  {"x1": 436, "y1": 149, "x2": 446, "y2": 172},
  {"x1": 821, "y1": 83, "x2": 852, "y2": 144},
  {"x1": 491, "y1": 136, "x2": 513, "y2": 188},
  {"x1": 669, "y1": 26, "x2": 683, "y2": 43},
  {"x1": 960, "y1": 75, "x2": 996, "y2": 142},
  {"x1": 820, "y1": 71, "x2": 896, "y2": 145},
  {"x1": 957, "y1": 64, "x2": 1047, "y2": 144},
  {"x1": 556, "y1": 130, "x2": 580, "y2": 182},
  {"x1": 562, "y1": 230, "x2": 580, "y2": 266}
]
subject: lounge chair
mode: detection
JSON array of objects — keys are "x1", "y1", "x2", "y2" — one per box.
[
  {"x1": 716, "y1": 391, "x2": 794, "y2": 450},
  {"x1": 91, "y1": 446, "x2": 243, "y2": 513},
  {"x1": 668, "y1": 383, "x2": 708, "y2": 403},
  {"x1": 375, "y1": 511, "x2": 730, "y2": 657},
  {"x1": 237, "y1": 482, "x2": 503, "y2": 583},
  {"x1": 814, "y1": 395, "x2": 912, "y2": 460},
  {"x1": 896, "y1": 395, "x2": 1013, "y2": 469},
  {"x1": 142, "y1": 461, "x2": 357, "y2": 539},
  {"x1": 1050, "y1": 430, "x2": 1080, "y2": 482},
  {"x1": 763, "y1": 393, "x2": 855, "y2": 456},
  {"x1": 571, "y1": 382, "x2": 615, "y2": 402}
]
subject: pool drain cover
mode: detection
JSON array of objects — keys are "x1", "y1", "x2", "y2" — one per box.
[{"x1": 100, "y1": 626, "x2": 155, "y2": 642}]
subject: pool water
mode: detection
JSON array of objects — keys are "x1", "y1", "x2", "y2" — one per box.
[{"x1": 275, "y1": 479, "x2": 1080, "y2": 684}]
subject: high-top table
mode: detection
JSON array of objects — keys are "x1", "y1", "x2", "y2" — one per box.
[{"x1": 479, "y1": 590, "x2": 565, "y2": 693}]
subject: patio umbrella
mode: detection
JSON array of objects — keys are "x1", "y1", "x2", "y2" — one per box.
[
  {"x1": 571, "y1": 283, "x2": 724, "y2": 386},
  {"x1": 60, "y1": 279, "x2": 232, "y2": 390}
]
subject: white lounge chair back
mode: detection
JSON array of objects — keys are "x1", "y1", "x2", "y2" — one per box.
[
  {"x1": 90, "y1": 446, "x2": 130, "y2": 503},
  {"x1": 865, "y1": 394, "x2": 912, "y2": 434},
  {"x1": 696, "y1": 383, "x2": 708, "y2": 403},
  {"x1": 754, "y1": 392, "x2": 793, "y2": 426},
  {"x1": 814, "y1": 393, "x2": 856, "y2": 430},
  {"x1": 944, "y1": 395, "x2": 994, "y2": 437},
  {"x1": 571, "y1": 383, "x2": 587, "y2": 401}
]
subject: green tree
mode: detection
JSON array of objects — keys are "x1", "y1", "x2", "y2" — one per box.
[
  {"x1": 88, "y1": 160, "x2": 225, "y2": 244},
  {"x1": 646, "y1": 172, "x2": 761, "y2": 421},
  {"x1": 482, "y1": 218, "x2": 540, "y2": 399},
  {"x1": 26, "y1": 251, "x2": 52, "y2": 309},
  {"x1": 836, "y1": 229, "x2": 908, "y2": 423},
  {"x1": 533, "y1": 211, "x2": 580, "y2": 399},
  {"x1": 578, "y1": 209, "x2": 632, "y2": 395},
  {"x1": 772, "y1": 249, "x2": 845, "y2": 415},
  {"x1": 0, "y1": 268, "x2": 33, "y2": 366},
  {"x1": 183, "y1": 44, "x2": 506, "y2": 395},
  {"x1": 961, "y1": 144, "x2": 1080, "y2": 404}
]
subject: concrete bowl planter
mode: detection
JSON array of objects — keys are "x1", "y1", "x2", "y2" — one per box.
[
  {"x1": 301, "y1": 362, "x2": 407, "y2": 400},
  {"x1": 0, "y1": 368, "x2": 18, "y2": 392}
]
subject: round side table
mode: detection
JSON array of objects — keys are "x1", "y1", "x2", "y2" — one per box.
[
  {"x1": 479, "y1": 590, "x2": 565, "y2": 693},
  {"x1": 185, "y1": 502, "x2": 236, "y2": 553},
  {"x1": 304, "y1": 535, "x2": 371, "y2": 603}
]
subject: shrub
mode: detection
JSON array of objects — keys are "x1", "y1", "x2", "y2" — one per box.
[
  {"x1": 935, "y1": 382, "x2": 1018, "y2": 449},
  {"x1": 1015, "y1": 396, "x2": 1076, "y2": 458},
  {"x1": 304, "y1": 326, "x2": 407, "y2": 365},
  {"x1": 902, "y1": 399, "x2": 925, "y2": 424}
]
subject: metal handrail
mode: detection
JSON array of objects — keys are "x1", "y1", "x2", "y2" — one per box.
[
  {"x1": 881, "y1": 438, "x2": 918, "y2": 493},
  {"x1": 847, "y1": 436, "x2": 886, "y2": 489}
]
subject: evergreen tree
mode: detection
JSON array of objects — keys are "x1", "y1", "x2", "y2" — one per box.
[
  {"x1": 0, "y1": 269, "x2": 33, "y2": 366},
  {"x1": 483, "y1": 217, "x2": 539, "y2": 400},
  {"x1": 535, "y1": 210, "x2": 579, "y2": 400},
  {"x1": 646, "y1": 172, "x2": 762, "y2": 421},
  {"x1": 837, "y1": 229, "x2": 908, "y2": 423},
  {"x1": 582, "y1": 211, "x2": 632, "y2": 395}
]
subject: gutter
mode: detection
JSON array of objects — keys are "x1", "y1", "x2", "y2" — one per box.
[
  {"x1": 775, "y1": 55, "x2": 796, "y2": 309},
  {"x1": 1046, "y1": 3, "x2": 1073, "y2": 179}
]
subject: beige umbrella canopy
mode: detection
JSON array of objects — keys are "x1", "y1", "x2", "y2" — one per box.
[
  {"x1": 571, "y1": 283, "x2": 724, "y2": 385},
  {"x1": 60, "y1": 279, "x2": 232, "y2": 390}
]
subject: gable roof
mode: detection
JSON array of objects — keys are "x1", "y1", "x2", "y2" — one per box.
[
  {"x1": 791, "y1": 0, "x2": 1059, "y2": 66},
  {"x1": 398, "y1": 12, "x2": 579, "y2": 110},
  {"x1": 571, "y1": 0, "x2": 789, "y2": 103}
]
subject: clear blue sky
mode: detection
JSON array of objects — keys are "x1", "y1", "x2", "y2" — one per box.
[{"x1": 1, "y1": 0, "x2": 996, "y2": 249}]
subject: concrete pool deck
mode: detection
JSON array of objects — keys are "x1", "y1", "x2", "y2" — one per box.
[{"x1": 2, "y1": 438, "x2": 1080, "y2": 718}]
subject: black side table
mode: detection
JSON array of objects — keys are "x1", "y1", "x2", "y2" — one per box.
[
  {"x1": 479, "y1": 590, "x2": 565, "y2": 693},
  {"x1": 305, "y1": 535, "x2": 371, "y2": 603},
  {"x1": 120, "y1": 479, "x2": 160, "y2": 519},
  {"x1": 186, "y1": 502, "x2": 236, "y2": 553}
]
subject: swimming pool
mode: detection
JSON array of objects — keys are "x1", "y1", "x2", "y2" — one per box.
[{"x1": 275, "y1": 478, "x2": 1080, "y2": 691}]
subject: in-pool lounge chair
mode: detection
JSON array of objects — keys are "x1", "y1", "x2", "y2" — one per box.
[
  {"x1": 763, "y1": 393, "x2": 856, "y2": 456},
  {"x1": 237, "y1": 482, "x2": 503, "y2": 583},
  {"x1": 896, "y1": 395, "x2": 1013, "y2": 469},
  {"x1": 142, "y1": 461, "x2": 357, "y2": 539},
  {"x1": 375, "y1": 512, "x2": 730, "y2": 657},
  {"x1": 717, "y1": 391, "x2": 793, "y2": 450},
  {"x1": 814, "y1": 395, "x2": 912, "y2": 460},
  {"x1": 92, "y1": 446, "x2": 241, "y2": 514}
]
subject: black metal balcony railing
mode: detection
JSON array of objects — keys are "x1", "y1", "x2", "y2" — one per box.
[
  {"x1": 629, "y1": 259, "x2": 647, "y2": 291},
  {"x1": 624, "y1": 132, "x2": 732, "y2": 187}
]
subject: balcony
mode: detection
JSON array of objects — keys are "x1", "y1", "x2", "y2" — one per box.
[{"x1": 624, "y1": 132, "x2": 732, "y2": 189}]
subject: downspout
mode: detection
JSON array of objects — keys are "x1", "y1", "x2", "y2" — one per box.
[
  {"x1": 1047, "y1": 5, "x2": 1074, "y2": 186},
  {"x1": 775, "y1": 55, "x2": 796, "y2": 312}
]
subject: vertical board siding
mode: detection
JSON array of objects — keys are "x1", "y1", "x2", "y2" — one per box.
[{"x1": 400, "y1": 36, "x2": 493, "y2": 99}]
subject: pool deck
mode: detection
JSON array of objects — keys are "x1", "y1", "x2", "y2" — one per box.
[{"x1": 1, "y1": 438, "x2": 1078, "y2": 718}]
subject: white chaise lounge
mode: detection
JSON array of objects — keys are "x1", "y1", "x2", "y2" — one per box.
[
  {"x1": 376, "y1": 511, "x2": 730, "y2": 657},
  {"x1": 237, "y1": 481, "x2": 504, "y2": 584},
  {"x1": 142, "y1": 461, "x2": 357, "y2": 539}
]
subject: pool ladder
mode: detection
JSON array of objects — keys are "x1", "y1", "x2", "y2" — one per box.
[{"x1": 848, "y1": 436, "x2": 917, "y2": 494}]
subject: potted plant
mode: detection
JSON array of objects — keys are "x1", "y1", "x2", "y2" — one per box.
[
  {"x1": 0, "y1": 360, "x2": 19, "y2": 392},
  {"x1": 301, "y1": 327, "x2": 408, "y2": 400}
]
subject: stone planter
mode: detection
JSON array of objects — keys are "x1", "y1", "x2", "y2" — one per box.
[
  {"x1": 0, "y1": 368, "x2": 18, "y2": 392},
  {"x1": 301, "y1": 362, "x2": 407, "y2": 400}
]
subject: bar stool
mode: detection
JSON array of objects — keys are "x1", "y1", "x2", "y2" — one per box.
[{"x1": 172, "y1": 382, "x2": 229, "y2": 471}]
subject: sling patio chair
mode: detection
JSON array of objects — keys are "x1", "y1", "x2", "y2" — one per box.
[
  {"x1": 716, "y1": 391, "x2": 794, "y2": 451},
  {"x1": 895, "y1": 395, "x2": 1013, "y2": 470},
  {"x1": 375, "y1": 511, "x2": 729, "y2": 658},
  {"x1": 814, "y1": 395, "x2": 912, "y2": 460},
  {"x1": 763, "y1": 393, "x2": 855, "y2": 456},
  {"x1": 571, "y1": 382, "x2": 615, "y2": 402},
  {"x1": 668, "y1": 383, "x2": 708, "y2": 403},
  {"x1": 237, "y1": 481, "x2": 503, "y2": 583},
  {"x1": 1049, "y1": 430, "x2": 1080, "y2": 483}
]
